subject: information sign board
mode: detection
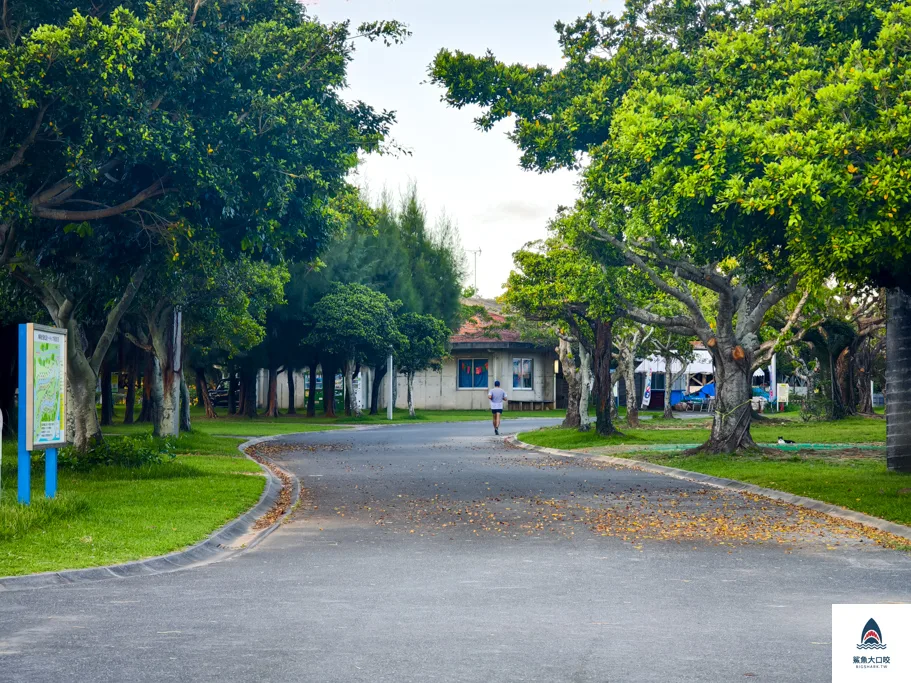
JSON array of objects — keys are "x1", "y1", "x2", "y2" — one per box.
[
  {"x1": 25, "y1": 324, "x2": 67, "y2": 450},
  {"x1": 776, "y1": 383, "x2": 790, "y2": 404}
]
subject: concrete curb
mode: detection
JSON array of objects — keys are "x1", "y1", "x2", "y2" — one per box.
[
  {"x1": 507, "y1": 434, "x2": 911, "y2": 544},
  {"x1": 0, "y1": 436, "x2": 301, "y2": 592}
]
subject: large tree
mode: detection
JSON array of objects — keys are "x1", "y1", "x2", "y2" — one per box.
[
  {"x1": 710, "y1": 0, "x2": 911, "y2": 470},
  {"x1": 432, "y1": 1, "x2": 814, "y2": 452},
  {"x1": 306, "y1": 283, "x2": 403, "y2": 418},
  {"x1": 503, "y1": 236, "x2": 619, "y2": 435},
  {"x1": 0, "y1": 0, "x2": 404, "y2": 448},
  {"x1": 395, "y1": 313, "x2": 450, "y2": 417}
]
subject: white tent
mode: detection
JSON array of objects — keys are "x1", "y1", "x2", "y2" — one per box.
[{"x1": 634, "y1": 349, "x2": 714, "y2": 375}]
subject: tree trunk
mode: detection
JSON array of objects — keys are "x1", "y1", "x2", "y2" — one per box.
[
  {"x1": 241, "y1": 369, "x2": 257, "y2": 418},
  {"x1": 407, "y1": 371, "x2": 416, "y2": 417},
  {"x1": 886, "y1": 287, "x2": 911, "y2": 472},
  {"x1": 287, "y1": 368, "x2": 296, "y2": 415},
  {"x1": 578, "y1": 342, "x2": 592, "y2": 431},
  {"x1": 228, "y1": 372, "x2": 238, "y2": 415},
  {"x1": 67, "y1": 343, "x2": 103, "y2": 451},
  {"x1": 148, "y1": 307, "x2": 181, "y2": 437},
  {"x1": 663, "y1": 351, "x2": 674, "y2": 419},
  {"x1": 149, "y1": 356, "x2": 165, "y2": 436},
  {"x1": 323, "y1": 365, "x2": 337, "y2": 417},
  {"x1": 179, "y1": 375, "x2": 192, "y2": 432},
  {"x1": 138, "y1": 352, "x2": 154, "y2": 423},
  {"x1": 370, "y1": 361, "x2": 388, "y2": 415},
  {"x1": 591, "y1": 320, "x2": 615, "y2": 436},
  {"x1": 558, "y1": 339, "x2": 581, "y2": 429},
  {"x1": 123, "y1": 351, "x2": 138, "y2": 424},
  {"x1": 195, "y1": 367, "x2": 217, "y2": 418},
  {"x1": 265, "y1": 366, "x2": 279, "y2": 418},
  {"x1": 307, "y1": 362, "x2": 318, "y2": 417},
  {"x1": 702, "y1": 349, "x2": 756, "y2": 453},
  {"x1": 100, "y1": 360, "x2": 114, "y2": 426},
  {"x1": 345, "y1": 358, "x2": 362, "y2": 418},
  {"x1": 623, "y1": 352, "x2": 640, "y2": 428}
]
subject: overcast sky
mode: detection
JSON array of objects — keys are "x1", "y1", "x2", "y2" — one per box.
[{"x1": 307, "y1": 0, "x2": 624, "y2": 298}]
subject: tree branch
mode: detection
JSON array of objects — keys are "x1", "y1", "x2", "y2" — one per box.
[
  {"x1": 742, "y1": 274, "x2": 799, "y2": 337},
  {"x1": 752, "y1": 288, "x2": 815, "y2": 369},
  {"x1": 591, "y1": 228, "x2": 713, "y2": 338},
  {"x1": 89, "y1": 265, "x2": 148, "y2": 374},
  {"x1": 33, "y1": 178, "x2": 169, "y2": 221},
  {"x1": 0, "y1": 101, "x2": 50, "y2": 175},
  {"x1": 124, "y1": 332, "x2": 153, "y2": 353}
]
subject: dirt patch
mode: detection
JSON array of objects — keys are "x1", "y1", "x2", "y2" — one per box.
[
  {"x1": 245, "y1": 441, "x2": 351, "y2": 458},
  {"x1": 246, "y1": 454, "x2": 294, "y2": 530}
]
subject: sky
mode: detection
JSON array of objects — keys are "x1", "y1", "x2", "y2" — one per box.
[{"x1": 306, "y1": 0, "x2": 625, "y2": 298}]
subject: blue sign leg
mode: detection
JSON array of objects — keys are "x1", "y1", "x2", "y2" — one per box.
[
  {"x1": 45, "y1": 448, "x2": 57, "y2": 499},
  {"x1": 18, "y1": 323, "x2": 29, "y2": 505},
  {"x1": 17, "y1": 448, "x2": 30, "y2": 505}
]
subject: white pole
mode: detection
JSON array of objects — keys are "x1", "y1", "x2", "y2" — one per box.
[
  {"x1": 770, "y1": 353, "x2": 777, "y2": 412},
  {"x1": 387, "y1": 352, "x2": 393, "y2": 420}
]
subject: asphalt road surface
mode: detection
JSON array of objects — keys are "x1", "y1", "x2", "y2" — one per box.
[{"x1": 2, "y1": 419, "x2": 910, "y2": 682}]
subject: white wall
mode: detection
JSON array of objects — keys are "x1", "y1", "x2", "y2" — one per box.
[{"x1": 380, "y1": 350, "x2": 555, "y2": 411}]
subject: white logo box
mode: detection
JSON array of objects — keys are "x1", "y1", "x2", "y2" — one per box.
[{"x1": 833, "y1": 604, "x2": 911, "y2": 682}]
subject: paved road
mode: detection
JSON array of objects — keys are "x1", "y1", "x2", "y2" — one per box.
[{"x1": 2, "y1": 420, "x2": 910, "y2": 682}]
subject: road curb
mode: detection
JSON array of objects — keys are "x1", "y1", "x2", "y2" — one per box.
[
  {"x1": 0, "y1": 436, "x2": 301, "y2": 592},
  {"x1": 507, "y1": 434, "x2": 911, "y2": 544}
]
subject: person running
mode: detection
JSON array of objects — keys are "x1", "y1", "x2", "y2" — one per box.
[{"x1": 488, "y1": 380, "x2": 507, "y2": 435}]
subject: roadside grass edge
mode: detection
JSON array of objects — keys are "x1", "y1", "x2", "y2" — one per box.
[{"x1": 508, "y1": 433, "x2": 911, "y2": 548}]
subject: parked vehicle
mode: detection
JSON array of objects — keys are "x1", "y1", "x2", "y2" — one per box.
[{"x1": 209, "y1": 379, "x2": 232, "y2": 408}]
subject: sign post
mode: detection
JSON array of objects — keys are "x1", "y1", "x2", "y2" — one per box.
[
  {"x1": 18, "y1": 323, "x2": 67, "y2": 504},
  {"x1": 776, "y1": 383, "x2": 790, "y2": 412}
]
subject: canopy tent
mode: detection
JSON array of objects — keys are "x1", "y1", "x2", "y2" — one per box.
[
  {"x1": 635, "y1": 350, "x2": 715, "y2": 407},
  {"x1": 634, "y1": 349, "x2": 714, "y2": 375}
]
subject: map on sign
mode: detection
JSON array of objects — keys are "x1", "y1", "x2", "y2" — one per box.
[{"x1": 31, "y1": 327, "x2": 66, "y2": 448}]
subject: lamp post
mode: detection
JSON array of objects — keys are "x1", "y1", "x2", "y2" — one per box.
[
  {"x1": 387, "y1": 350, "x2": 393, "y2": 420},
  {"x1": 466, "y1": 248, "x2": 482, "y2": 291}
]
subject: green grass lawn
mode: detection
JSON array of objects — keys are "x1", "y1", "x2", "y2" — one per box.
[
  {"x1": 518, "y1": 415, "x2": 886, "y2": 451},
  {"x1": 101, "y1": 404, "x2": 569, "y2": 438},
  {"x1": 632, "y1": 453, "x2": 911, "y2": 528},
  {"x1": 517, "y1": 416, "x2": 911, "y2": 531},
  {"x1": 0, "y1": 432, "x2": 266, "y2": 577}
]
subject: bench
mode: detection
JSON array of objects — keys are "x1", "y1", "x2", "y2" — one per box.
[{"x1": 507, "y1": 400, "x2": 555, "y2": 412}]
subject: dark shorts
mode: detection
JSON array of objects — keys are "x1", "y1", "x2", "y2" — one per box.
[{"x1": 491, "y1": 409, "x2": 503, "y2": 414}]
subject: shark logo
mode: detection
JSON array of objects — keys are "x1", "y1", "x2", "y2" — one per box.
[{"x1": 857, "y1": 618, "x2": 887, "y2": 650}]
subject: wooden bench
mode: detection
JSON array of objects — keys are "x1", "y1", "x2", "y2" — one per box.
[{"x1": 507, "y1": 400, "x2": 555, "y2": 412}]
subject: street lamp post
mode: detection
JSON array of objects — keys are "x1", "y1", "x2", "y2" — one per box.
[{"x1": 466, "y1": 248, "x2": 482, "y2": 291}]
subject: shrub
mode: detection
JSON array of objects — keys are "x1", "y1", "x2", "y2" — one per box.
[
  {"x1": 798, "y1": 390, "x2": 832, "y2": 422},
  {"x1": 58, "y1": 435, "x2": 177, "y2": 471}
]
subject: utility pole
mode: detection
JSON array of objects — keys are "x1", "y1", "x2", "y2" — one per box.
[{"x1": 466, "y1": 248, "x2": 482, "y2": 291}]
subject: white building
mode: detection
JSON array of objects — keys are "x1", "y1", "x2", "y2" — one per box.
[{"x1": 255, "y1": 300, "x2": 560, "y2": 412}]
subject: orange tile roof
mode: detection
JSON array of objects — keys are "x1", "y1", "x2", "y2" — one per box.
[{"x1": 451, "y1": 310, "x2": 521, "y2": 343}]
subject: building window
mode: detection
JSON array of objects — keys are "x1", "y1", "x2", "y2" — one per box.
[
  {"x1": 458, "y1": 358, "x2": 489, "y2": 389},
  {"x1": 513, "y1": 358, "x2": 534, "y2": 389},
  {"x1": 652, "y1": 373, "x2": 666, "y2": 391}
]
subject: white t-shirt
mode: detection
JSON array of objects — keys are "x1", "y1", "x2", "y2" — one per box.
[{"x1": 488, "y1": 387, "x2": 507, "y2": 409}]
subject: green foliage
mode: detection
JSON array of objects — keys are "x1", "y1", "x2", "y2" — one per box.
[
  {"x1": 320, "y1": 187, "x2": 465, "y2": 329},
  {"x1": 306, "y1": 282, "x2": 404, "y2": 362},
  {"x1": 395, "y1": 312, "x2": 450, "y2": 375},
  {"x1": 58, "y1": 434, "x2": 177, "y2": 471},
  {"x1": 798, "y1": 391, "x2": 832, "y2": 423}
]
